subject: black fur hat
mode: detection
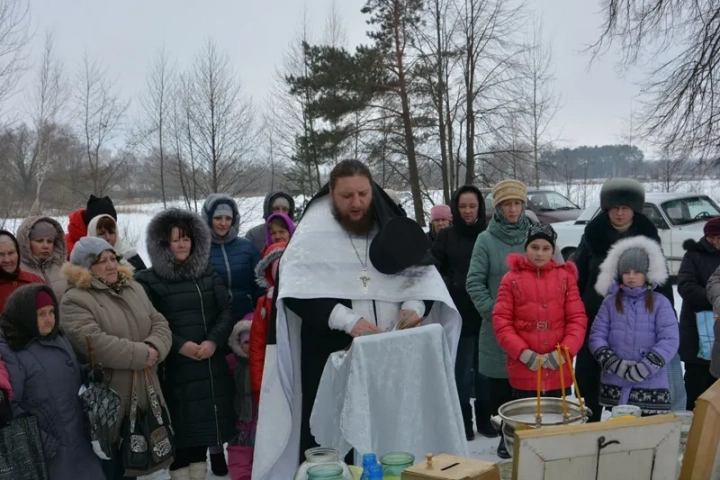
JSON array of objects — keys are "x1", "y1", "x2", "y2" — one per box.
[
  {"x1": 600, "y1": 178, "x2": 645, "y2": 213},
  {"x1": 84, "y1": 195, "x2": 117, "y2": 225},
  {"x1": 369, "y1": 216, "x2": 431, "y2": 275}
]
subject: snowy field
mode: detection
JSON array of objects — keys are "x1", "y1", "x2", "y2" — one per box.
[{"x1": 1, "y1": 180, "x2": 712, "y2": 478}]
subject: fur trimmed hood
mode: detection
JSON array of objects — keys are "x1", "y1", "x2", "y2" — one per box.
[
  {"x1": 201, "y1": 194, "x2": 240, "y2": 245},
  {"x1": 16, "y1": 216, "x2": 67, "y2": 270},
  {"x1": 228, "y1": 318, "x2": 252, "y2": 358},
  {"x1": 145, "y1": 208, "x2": 211, "y2": 281},
  {"x1": 595, "y1": 236, "x2": 668, "y2": 296},
  {"x1": 255, "y1": 242, "x2": 286, "y2": 289},
  {"x1": 62, "y1": 262, "x2": 134, "y2": 290}
]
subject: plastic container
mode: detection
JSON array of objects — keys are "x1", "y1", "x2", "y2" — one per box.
[
  {"x1": 360, "y1": 453, "x2": 378, "y2": 480},
  {"x1": 380, "y1": 452, "x2": 415, "y2": 480},
  {"x1": 610, "y1": 405, "x2": 641, "y2": 418},
  {"x1": 365, "y1": 464, "x2": 383, "y2": 480},
  {"x1": 294, "y1": 447, "x2": 353, "y2": 480},
  {"x1": 307, "y1": 464, "x2": 345, "y2": 480}
]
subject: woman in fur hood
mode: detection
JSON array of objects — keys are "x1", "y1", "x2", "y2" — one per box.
[
  {"x1": 588, "y1": 236, "x2": 680, "y2": 415},
  {"x1": 135, "y1": 208, "x2": 236, "y2": 480}
]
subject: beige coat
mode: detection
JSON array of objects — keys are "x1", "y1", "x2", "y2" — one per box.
[
  {"x1": 60, "y1": 264, "x2": 172, "y2": 443},
  {"x1": 16, "y1": 216, "x2": 68, "y2": 300}
]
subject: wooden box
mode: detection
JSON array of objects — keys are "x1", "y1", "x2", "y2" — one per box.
[
  {"x1": 402, "y1": 454, "x2": 500, "y2": 480},
  {"x1": 680, "y1": 378, "x2": 720, "y2": 479}
]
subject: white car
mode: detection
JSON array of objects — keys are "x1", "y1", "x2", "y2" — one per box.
[{"x1": 553, "y1": 192, "x2": 720, "y2": 276}]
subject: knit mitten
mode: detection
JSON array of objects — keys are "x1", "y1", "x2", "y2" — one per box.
[
  {"x1": 519, "y1": 350, "x2": 542, "y2": 371},
  {"x1": 543, "y1": 351, "x2": 565, "y2": 370},
  {"x1": 625, "y1": 352, "x2": 665, "y2": 383},
  {"x1": 593, "y1": 346, "x2": 621, "y2": 373},
  {"x1": 615, "y1": 359, "x2": 637, "y2": 378}
]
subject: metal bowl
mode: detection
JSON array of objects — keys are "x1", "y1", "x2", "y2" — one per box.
[{"x1": 494, "y1": 397, "x2": 591, "y2": 455}]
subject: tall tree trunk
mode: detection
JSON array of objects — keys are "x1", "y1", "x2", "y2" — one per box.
[
  {"x1": 392, "y1": 3, "x2": 424, "y2": 225},
  {"x1": 433, "y1": 0, "x2": 450, "y2": 205}
]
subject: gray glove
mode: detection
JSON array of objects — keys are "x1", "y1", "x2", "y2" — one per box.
[
  {"x1": 543, "y1": 351, "x2": 565, "y2": 370},
  {"x1": 520, "y1": 350, "x2": 542, "y2": 371},
  {"x1": 615, "y1": 359, "x2": 637, "y2": 378},
  {"x1": 625, "y1": 361, "x2": 651, "y2": 383}
]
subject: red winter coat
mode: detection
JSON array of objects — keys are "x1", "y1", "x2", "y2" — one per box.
[
  {"x1": 493, "y1": 254, "x2": 587, "y2": 392},
  {"x1": 0, "y1": 352, "x2": 12, "y2": 400},
  {"x1": 65, "y1": 209, "x2": 87, "y2": 259},
  {"x1": 249, "y1": 296, "x2": 271, "y2": 404},
  {"x1": 0, "y1": 270, "x2": 45, "y2": 313}
]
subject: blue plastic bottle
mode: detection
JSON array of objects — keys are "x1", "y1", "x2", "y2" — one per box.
[
  {"x1": 360, "y1": 453, "x2": 378, "y2": 480},
  {"x1": 365, "y1": 464, "x2": 383, "y2": 480}
]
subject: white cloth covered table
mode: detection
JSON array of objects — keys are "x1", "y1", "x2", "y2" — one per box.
[{"x1": 310, "y1": 324, "x2": 468, "y2": 462}]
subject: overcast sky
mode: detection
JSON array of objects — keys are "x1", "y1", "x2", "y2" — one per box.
[{"x1": 20, "y1": 0, "x2": 644, "y2": 152}]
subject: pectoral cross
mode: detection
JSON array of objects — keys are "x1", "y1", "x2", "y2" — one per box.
[{"x1": 358, "y1": 270, "x2": 371, "y2": 294}]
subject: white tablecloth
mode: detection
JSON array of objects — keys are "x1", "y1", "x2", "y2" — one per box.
[{"x1": 309, "y1": 324, "x2": 468, "y2": 461}]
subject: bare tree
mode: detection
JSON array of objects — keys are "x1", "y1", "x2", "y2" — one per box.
[
  {"x1": 186, "y1": 39, "x2": 259, "y2": 196},
  {"x1": 590, "y1": 1, "x2": 720, "y2": 162},
  {"x1": 73, "y1": 55, "x2": 130, "y2": 196},
  {"x1": 516, "y1": 20, "x2": 558, "y2": 188},
  {"x1": 0, "y1": 0, "x2": 30, "y2": 113},
  {"x1": 141, "y1": 46, "x2": 175, "y2": 207},
  {"x1": 26, "y1": 33, "x2": 67, "y2": 213},
  {"x1": 324, "y1": 0, "x2": 348, "y2": 48}
]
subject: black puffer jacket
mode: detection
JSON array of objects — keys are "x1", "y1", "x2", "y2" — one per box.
[
  {"x1": 677, "y1": 238, "x2": 720, "y2": 364},
  {"x1": 431, "y1": 185, "x2": 487, "y2": 336},
  {"x1": 574, "y1": 212, "x2": 675, "y2": 333},
  {"x1": 135, "y1": 208, "x2": 235, "y2": 449}
]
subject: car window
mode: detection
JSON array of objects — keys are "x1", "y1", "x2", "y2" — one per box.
[
  {"x1": 484, "y1": 192, "x2": 494, "y2": 212},
  {"x1": 528, "y1": 192, "x2": 579, "y2": 211},
  {"x1": 660, "y1": 196, "x2": 720, "y2": 226},
  {"x1": 643, "y1": 204, "x2": 668, "y2": 230}
]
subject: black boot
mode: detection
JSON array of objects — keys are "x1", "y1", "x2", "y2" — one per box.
[
  {"x1": 210, "y1": 451, "x2": 229, "y2": 476},
  {"x1": 496, "y1": 434, "x2": 511, "y2": 459},
  {"x1": 461, "y1": 403, "x2": 475, "y2": 441},
  {"x1": 474, "y1": 400, "x2": 499, "y2": 438}
]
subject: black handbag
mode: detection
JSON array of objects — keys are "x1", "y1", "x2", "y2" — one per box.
[
  {"x1": 0, "y1": 414, "x2": 50, "y2": 480},
  {"x1": 121, "y1": 369, "x2": 175, "y2": 476}
]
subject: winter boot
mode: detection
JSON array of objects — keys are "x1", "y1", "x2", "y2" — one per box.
[
  {"x1": 460, "y1": 403, "x2": 475, "y2": 441},
  {"x1": 496, "y1": 432, "x2": 511, "y2": 460},
  {"x1": 168, "y1": 467, "x2": 191, "y2": 480},
  {"x1": 188, "y1": 462, "x2": 207, "y2": 480},
  {"x1": 210, "y1": 449, "x2": 229, "y2": 476},
  {"x1": 474, "y1": 400, "x2": 499, "y2": 438}
]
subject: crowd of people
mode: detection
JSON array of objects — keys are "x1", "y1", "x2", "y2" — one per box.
[{"x1": 0, "y1": 158, "x2": 719, "y2": 479}]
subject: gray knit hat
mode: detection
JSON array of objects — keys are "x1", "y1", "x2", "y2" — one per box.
[
  {"x1": 212, "y1": 203, "x2": 234, "y2": 218},
  {"x1": 617, "y1": 247, "x2": 649, "y2": 277},
  {"x1": 600, "y1": 178, "x2": 645, "y2": 213},
  {"x1": 70, "y1": 237, "x2": 116, "y2": 269}
]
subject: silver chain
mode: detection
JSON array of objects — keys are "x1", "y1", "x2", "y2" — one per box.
[{"x1": 348, "y1": 232, "x2": 369, "y2": 269}]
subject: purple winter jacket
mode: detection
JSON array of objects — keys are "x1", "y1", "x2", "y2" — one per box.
[{"x1": 588, "y1": 283, "x2": 679, "y2": 404}]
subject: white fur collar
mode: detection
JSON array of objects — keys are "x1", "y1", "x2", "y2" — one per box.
[{"x1": 595, "y1": 235, "x2": 668, "y2": 296}]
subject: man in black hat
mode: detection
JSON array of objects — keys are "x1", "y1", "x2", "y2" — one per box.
[
  {"x1": 573, "y1": 178, "x2": 676, "y2": 422},
  {"x1": 251, "y1": 160, "x2": 461, "y2": 479}
]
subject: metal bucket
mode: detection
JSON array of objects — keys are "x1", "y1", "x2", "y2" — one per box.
[{"x1": 492, "y1": 397, "x2": 591, "y2": 455}]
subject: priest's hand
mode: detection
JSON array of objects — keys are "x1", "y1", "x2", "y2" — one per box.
[
  {"x1": 196, "y1": 340, "x2": 217, "y2": 360},
  {"x1": 179, "y1": 341, "x2": 201, "y2": 360},
  {"x1": 398, "y1": 310, "x2": 423, "y2": 330},
  {"x1": 350, "y1": 318, "x2": 381, "y2": 337}
]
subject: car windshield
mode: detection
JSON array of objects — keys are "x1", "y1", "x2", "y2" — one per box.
[
  {"x1": 660, "y1": 196, "x2": 720, "y2": 226},
  {"x1": 528, "y1": 191, "x2": 579, "y2": 211}
]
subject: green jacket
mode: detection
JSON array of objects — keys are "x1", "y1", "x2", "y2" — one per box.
[{"x1": 466, "y1": 215, "x2": 530, "y2": 378}]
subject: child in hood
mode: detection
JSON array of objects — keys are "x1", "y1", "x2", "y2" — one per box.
[
  {"x1": 227, "y1": 312, "x2": 255, "y2": 480},
  {"x1": 264, "y1": 213, "x2": 294, "y2": 253},
  {"x1": 589, "y1": 236, "x2": 679, "y2": 415},
  {"x1": 493, "y1": 224, "x2": 587, "y2": 397}
]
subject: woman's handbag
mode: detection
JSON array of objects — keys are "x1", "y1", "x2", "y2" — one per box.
[
  {"x1": 121, "y1": 368, "x2": 175, "y2": 476},
  {"x1": 696, "y1": 311, "x2": 715, "y2": 361},
  {"x1": 0, "y1": 414, "x2": 50, "y2": 480}
]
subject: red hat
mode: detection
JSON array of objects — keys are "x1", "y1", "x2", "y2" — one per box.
[
  {"x1": 35, "y1": 290, "x2": 55, "y2": 310},
  {"x1": 705, "y1": 217, "x2": 720, "y2": 237},
  {"x1": 430, "y1": 204, "x2": 452, "y2": 222}
]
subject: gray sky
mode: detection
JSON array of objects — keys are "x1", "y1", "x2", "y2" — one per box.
[{"x1": 21, "y1": 0, "x2": 643, "y2": 151}]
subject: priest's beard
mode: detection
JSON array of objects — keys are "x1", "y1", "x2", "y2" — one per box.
[{"x1": 332, "y1": 202, "x2": 374, "y2": 235}]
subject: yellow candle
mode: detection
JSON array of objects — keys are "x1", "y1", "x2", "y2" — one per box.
[
  {"x1": 564, "y1": 346, "x2": 585, "y2": 411},
  {"x1": 536, "y1": 356, "x2": 542, "y2": 419},
  {"x1": 557, "y1": 344, "x2": 567, "y2": 418}
]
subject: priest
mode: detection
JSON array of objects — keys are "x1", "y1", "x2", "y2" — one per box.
[{"x1": 252, "y1": 160, "x2": 461, "y2": 479}]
